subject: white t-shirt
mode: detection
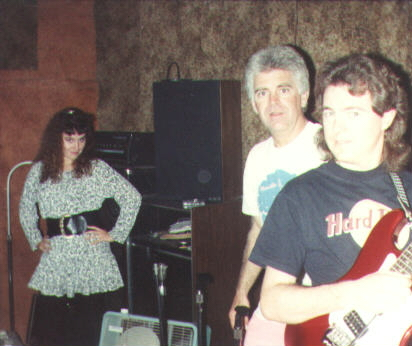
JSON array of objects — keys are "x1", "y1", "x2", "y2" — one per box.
[{"x1": 242, "y1": 121, "x2": 324, "y2": 225}]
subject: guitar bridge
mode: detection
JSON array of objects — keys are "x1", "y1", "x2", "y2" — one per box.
[{"x1": 323, "y1": 326, "x2": 353, "y2": 346}]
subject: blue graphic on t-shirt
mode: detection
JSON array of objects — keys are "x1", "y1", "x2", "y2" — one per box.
[{"x1": 258, "y1": 170, "x2": 296, "y2": 222}]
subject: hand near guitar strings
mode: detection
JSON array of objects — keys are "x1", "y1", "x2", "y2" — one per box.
[{"x1": 348, "y1": 253, "x2": 412, "y2": 315}]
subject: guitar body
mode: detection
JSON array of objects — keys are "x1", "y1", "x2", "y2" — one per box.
[{"x1": 285, "y1": 209, "x2": 412, "y2": 346}]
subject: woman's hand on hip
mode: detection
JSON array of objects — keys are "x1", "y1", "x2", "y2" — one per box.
[
  {"x1": 85, "y1": 226, "x2": 114, "y2": 244},
  {"x1": 37, "y1": 236, "x2": 51, "y2": 253}
]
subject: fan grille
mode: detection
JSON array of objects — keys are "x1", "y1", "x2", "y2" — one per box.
[{"x1": 99, "y1": 311, "x2": 198, "y2": 346}]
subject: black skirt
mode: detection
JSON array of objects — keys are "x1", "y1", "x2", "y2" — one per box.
[{"x1": 27, "y1": 289, "x2": 124, "y2": 346}]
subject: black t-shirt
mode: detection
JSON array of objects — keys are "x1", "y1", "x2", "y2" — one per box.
[{"x1": 250, "y1": 161, "x2": 412, "y2": 286}]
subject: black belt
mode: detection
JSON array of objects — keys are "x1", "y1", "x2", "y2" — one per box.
[{"x1": 46, "y1": 198, "x2": 120, "y2": 238}]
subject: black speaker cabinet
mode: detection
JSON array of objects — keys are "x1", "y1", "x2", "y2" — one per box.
[{"x1": 153, "y1": 80, "x2": 242, "y2": 203}]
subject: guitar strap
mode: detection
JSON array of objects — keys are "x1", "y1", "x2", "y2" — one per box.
[{"x1": 389, "y1": 172, "x2": 412, "y2": 221}]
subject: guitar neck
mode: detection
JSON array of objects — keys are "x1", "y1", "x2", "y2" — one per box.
[{"x1": 392, "y1": 242, "x2": 412, "y2": 275}]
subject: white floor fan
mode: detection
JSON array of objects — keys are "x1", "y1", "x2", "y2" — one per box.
[{"x1": 99, "y1": 310, "x2": 200, "y2": 346}]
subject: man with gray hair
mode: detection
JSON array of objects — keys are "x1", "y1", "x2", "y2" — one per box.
[{"x1": 229, "y1": 45, "x2": 324, "y2": 345}]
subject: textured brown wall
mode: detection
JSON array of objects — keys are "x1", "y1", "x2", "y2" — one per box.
[
  {"x1": 93, "y1": 1, "x2": 412, "y2": 344},
  {"x1": 0, "y1": 0, "x2": 97, "y2": 339},
  {"x1": 94, "y1": 0, "x2": 412, "y2": 162}
]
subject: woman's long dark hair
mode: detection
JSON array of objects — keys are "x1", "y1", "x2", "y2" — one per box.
[{"x1": 35, "y1": 107, "x2": 97, "y2": 182}]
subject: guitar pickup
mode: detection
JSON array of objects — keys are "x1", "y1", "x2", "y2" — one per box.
[{"x1": 343, "y1": 310, "x2": 367, "y2": 337}]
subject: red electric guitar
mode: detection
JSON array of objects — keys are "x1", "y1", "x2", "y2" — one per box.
[{"x1": 285, "y1": 209, "x2": 412, "y2": 346}]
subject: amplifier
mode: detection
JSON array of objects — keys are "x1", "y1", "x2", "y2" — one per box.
[
  {"x1": 95, "y1": 131, "x2": 155, "y2": 167},
  {"x1": 95, "y1": 131, "x2": 156, "y2": 195},
  {"x1": 110, "y1": 163, "x2": 156, "y2": 196}
]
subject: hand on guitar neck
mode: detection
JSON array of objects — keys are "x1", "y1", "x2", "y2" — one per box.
[{"x1": 346, "y1": 253, "x2": 412, "y2": 315}]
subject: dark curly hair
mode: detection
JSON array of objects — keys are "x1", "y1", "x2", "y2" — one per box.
[
  {"x1": 313, "y1": 54, "x2": 411, "y2": 172},
  {"x1": 35, "y1": 107, "x2": 97, "y2": 182}
]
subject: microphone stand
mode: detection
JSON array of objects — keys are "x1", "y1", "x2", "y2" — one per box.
[
  {"x1": 233, "y1": 306, "x2": 250, "y2": 346},
  {"x1": 153, "y1": 263, "x2": 168, "y2": 346},
  {"x1": 5, "y1": 161, "x2": 32, "y2": 346},
  {"x1": 195, "y1": 289, "x2": 204, "y2": 346},
  {"x1": 196, "y1": 273, "x2": 212, "y2": 346}
]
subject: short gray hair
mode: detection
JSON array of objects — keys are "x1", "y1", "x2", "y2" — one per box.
[{"x1": 244, "y1": 45, "x2": 310, "y2": 102}]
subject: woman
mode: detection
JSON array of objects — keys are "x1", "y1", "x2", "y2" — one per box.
[{"x1": 19, "y1": 107, "x2": 142, "y2": 346}]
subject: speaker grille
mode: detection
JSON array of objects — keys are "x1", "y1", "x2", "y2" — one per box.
[{"x1": 153, "y1": 80, "x2": 224, "y2": 202}]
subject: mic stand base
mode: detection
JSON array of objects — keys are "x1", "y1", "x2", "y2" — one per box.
[{"x1": 0, "y1": 330, "x2": 25, "y2": 346}]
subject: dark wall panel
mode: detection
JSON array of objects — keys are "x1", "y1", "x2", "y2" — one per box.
[{"x1": 0, "y1": 0, "x2": 37, "y2": 70}]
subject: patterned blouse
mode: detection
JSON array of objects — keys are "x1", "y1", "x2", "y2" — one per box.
[{"x1": 19, "y1": 159, "x2": 141, "y2": 297}]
